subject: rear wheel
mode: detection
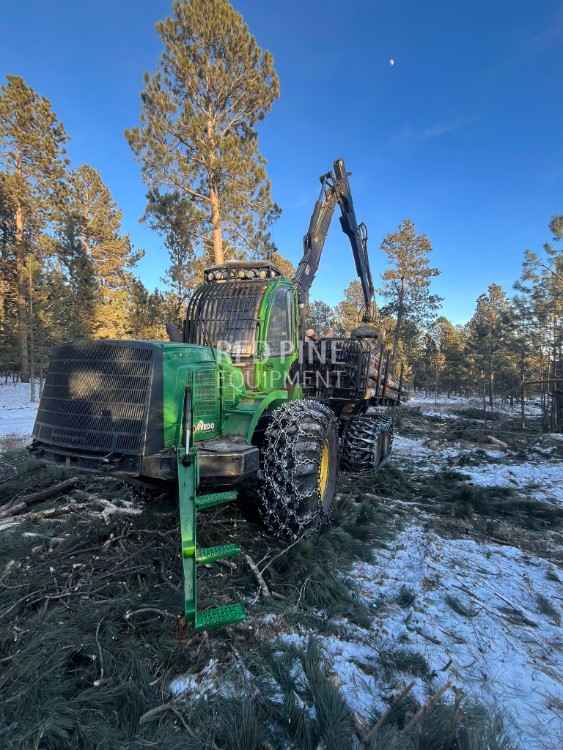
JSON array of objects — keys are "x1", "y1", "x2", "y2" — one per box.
[
  {"x1": 258, "y1": 400, "x2": 338, "y2": 539},
  {"x1": 340, "y1": 412, "x2": 394, "y2": 473}
]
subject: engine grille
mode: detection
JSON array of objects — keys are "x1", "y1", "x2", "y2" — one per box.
[
  {"x1": 33, "y1": 341, "x2": 155, "y2": 455},
  {"x1": 193, "y1": 366, "x2": 219, "y2": 429}
]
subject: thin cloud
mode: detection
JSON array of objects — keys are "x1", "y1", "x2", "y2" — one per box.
[
  {"x1": 392, "y1": 115, "x2": 478, "y2": 145},
  {"x1": 530, "y1": 4, "x2": 563, "y2": 50}
]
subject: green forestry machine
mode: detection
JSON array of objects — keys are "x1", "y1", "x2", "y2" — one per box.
[{"x1": 30, "y1": 159, "x2": 401, "y2": 630}]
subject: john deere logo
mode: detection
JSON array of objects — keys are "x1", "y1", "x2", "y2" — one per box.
[{"x1": 194, "y1": 420, "x2": 215, "y2": 433}]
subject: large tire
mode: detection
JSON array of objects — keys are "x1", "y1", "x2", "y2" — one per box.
[
  {"x1": 340, "y1": 412, "x2": 394, "y2": 473},
  {"x1": 258, "y1": 400, "x2": 338, "y2": 539}
]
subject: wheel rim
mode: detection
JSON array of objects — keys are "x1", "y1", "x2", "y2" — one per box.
[{"x1": 318, "y1": 440, "x2": 330, "y2": 500}]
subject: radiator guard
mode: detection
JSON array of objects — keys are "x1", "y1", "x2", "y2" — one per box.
[{"x1": 32, "y1": 340, "x2": 163, "y2": 463}]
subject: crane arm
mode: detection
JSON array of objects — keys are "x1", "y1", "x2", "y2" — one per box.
[
  {"x1": 293, "y1": 172, "x2": 339, "y2": 308},
  {"x1": 293, "y1": 159, "x2": 375, "y2": 323}
]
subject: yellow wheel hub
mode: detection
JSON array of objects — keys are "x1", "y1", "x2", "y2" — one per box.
[{"x1": 318, "y1": 440, "x2": 330, "y2": 500}]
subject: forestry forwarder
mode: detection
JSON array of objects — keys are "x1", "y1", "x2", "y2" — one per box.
[{"x1": 29, "y1": 159, "x2": 402, "y2": 630}]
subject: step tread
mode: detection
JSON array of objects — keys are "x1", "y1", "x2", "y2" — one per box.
[
  {"x1": 195, "y1": 490, "x2": 238, "y2": 510},
  {"x1": 197, "y1": 543, "x2": 240, "y2": 564},
  {"x1": 195, "y1": 602, "x2": 246, "y2": 630}
]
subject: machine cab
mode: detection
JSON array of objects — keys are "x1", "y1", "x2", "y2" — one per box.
[{"x1": 184, "y1": 261, "x2": 299, "y2": 393}]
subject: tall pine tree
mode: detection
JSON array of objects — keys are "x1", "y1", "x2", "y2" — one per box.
[
  {"x1": 336, "y1": 280, "x2": 370, "y2": 334},
  {"x1": 467, "y1": 283, "x2": 512, "y2": 407},
  {"x1": 0, "y1": 75, "x2": 68, "y2": 379},
  {"x1": 126, "y1": 0, "x2": 280, "y2": 265},
  {"x1": 55, "y1": 165, "x2": 141, "y2": 339},
  {"x1": 380, "y1": 218, "x2": 441, "y2": 369}
]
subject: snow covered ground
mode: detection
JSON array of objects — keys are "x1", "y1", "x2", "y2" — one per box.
[
  {"x1": 394, "y1": 422, "x2": 563, "y2": 508},
  {"x1": 409, "y1": 393, "x2": 469, "y2": 407},
  {"x1": 268, "y1": 397, "x2": 563, "y2": 749},
  {"x1": 0, "y1": 382, "x2": 39, "y2": 447},
  {"x1": 410, "y1": 391, "x2": 545, "y2": 418},
  {"x1": 464, "y1": 461, "x2": 563, "y2": 506},
  {"x1": 275, "y1": 526, "x2": 563, "y2": 750},
  {"x1": 166, "y1": 396, "x2": 562, "y2": 748},
  {"x1": 165, "y1": 397, "x2": 563, "y2": 748}
]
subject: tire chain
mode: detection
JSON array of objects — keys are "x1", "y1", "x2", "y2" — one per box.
[
  {"x1": 340, "y1": 411, "x2": 394, "y2": 474},
  {"x1": 258, "y1": 399, "x2": 337, "y2": 540}
]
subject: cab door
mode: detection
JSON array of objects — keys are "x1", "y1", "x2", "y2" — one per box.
[{"x1": 258, "y1": 284, "x2": 298, "y2": 392}]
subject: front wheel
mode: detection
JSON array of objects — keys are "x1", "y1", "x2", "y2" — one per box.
[{"x1": 258, "y1": 400, "x2": 339, "y2": 539}]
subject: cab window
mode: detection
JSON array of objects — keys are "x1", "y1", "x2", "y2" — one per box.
[{"x1": 266, "y1": 288, "x2": 293, "y2": 356}]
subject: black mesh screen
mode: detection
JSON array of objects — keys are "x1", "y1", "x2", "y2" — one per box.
[
  {"x1": 301, "y1": 338, "x2": 371, "y2": 401},
  {"x1": 33, "y1": 341, "x2": 155, "y2": 455},
  {"x1": 185, "y1": 280, "x2": 266, "y2": 357}
]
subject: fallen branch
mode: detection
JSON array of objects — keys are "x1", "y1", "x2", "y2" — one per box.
[
  {"x1": 0, "y1": 501, "x2": 91, "y2": 526},
  {"x1": 140, "y1": 700, "x2": 184, "y2": 726},
  {"x1": 486, "y1": 435, "x2": 509, "y2": 450},
  {"x1": 365, "y1": 681, "x2": 415, "y2": 742},
  {"x1": 125, "y1": 607, "x2": 177, "y2": 620},
  {"x1": 259, "y1": 531, "x2": 308, "y2": 576},
  {"x1": 245, "y1": 553, "x2": 271, "y2": 599},
  {"x1": 403, "y1": 681, "x2": 452, "y2": 733},
  {"x1": 72, "y1": 490, "x2": 142, "y2": 522},
  {"x1": 0, "y1": 559, "x2": 16, "y2": 585},
  {"x1": 350, "y1": 711, "x2": 368, "y2": 744},
  {"x1": 490, "y1": 587, "x2": 535, "y2": 620},
  {"x1": 93, "y1": 618, "x2": 105, "y2": 687},
  {"x1": 140, "y1": 700, "x2": 220, "y2": 749},
  {"x1": 0, "y1": 477, "x2": 80, "y2": 519}
]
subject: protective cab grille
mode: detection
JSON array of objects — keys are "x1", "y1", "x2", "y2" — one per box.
[
  {"x1": 184, "y1": 280, "x2": 267, "y2": 358},
  {"x1": 33, "y1": 341, "x2": 155, "y2": 455}
]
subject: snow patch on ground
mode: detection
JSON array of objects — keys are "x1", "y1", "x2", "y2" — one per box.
[
  {"x1": 392, "y1": 435, "x2": 432, "y2": 456},
  {"x1": 285, "y1": 399, "x2": 563, "y2": 747},
  {"x1": 275, "y1": 527, "x2": 563, "y2": 750},
  {"x1": 421, "y1": 409, "x2": 462, "y2": 420},
  {"x1": 394, "y1": 408, "x2": 563, "y2": 507},
  {"x1": 0, "y1": 382, "x2": 39, "y2": 445},
  {"x1": 463, "y1": 461, "x2": 563, "y2": 506},
  {"x1": 352, "y1": 526, "x2": 563, "y2": 750},
  {"x1": 392, "y1": 433, "x2": 465, "y2": 465},
  {"x1": 409, "y1": 394, "x2": 469, "y2": 407},
  {"x1": 279, "y1": 631, "x2": 380, "y2": 718},
  {"x1": 169, "y1": 658, "x2": 222, "y2": 698},
  {"x1": 409, "y1": 392, "x2": 544, "y2": 418}
]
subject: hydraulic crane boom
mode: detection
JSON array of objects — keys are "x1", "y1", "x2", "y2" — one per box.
[{"x1": 294, "y1": 158, "x2": 375, "y2": 323}]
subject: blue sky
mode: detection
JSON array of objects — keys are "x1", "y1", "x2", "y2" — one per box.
[{"x1": 2, "y1": 0, "x2": 562, "y2": 323}]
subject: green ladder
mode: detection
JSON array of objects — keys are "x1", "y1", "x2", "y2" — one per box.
[{"x1": 177, "y1": 424, "x2": 246, "y2": 630}]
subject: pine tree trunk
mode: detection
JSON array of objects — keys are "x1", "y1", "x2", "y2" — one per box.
[
  {"x1": 398, "y1": 363, "x2": 404, "y2": 401},
  {"x1": 551, "y1": 315, "x2": 558, "y2": 431},
  {"x1": 209, "y1": 185, "x2": 224, "y2": 265},
  {"x1": 15, "y1": 203, "x2": 29, "y2": 382},
  {"x1": 28, "y1": 256, "x2": 36, "y2": 402},
  {"x1": 390, "y1": 280, "x2": 405, "y2": 368},
  {"x1": 520, "y1": 354, "x2": 525, "y2": 432},
  {"x1": 206, "y1": 119, "x2": 224, "y2": 265}
]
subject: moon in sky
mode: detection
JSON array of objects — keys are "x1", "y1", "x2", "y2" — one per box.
[{"x1": 389, "y1": 58, "x2": 396, "y2": 66}]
